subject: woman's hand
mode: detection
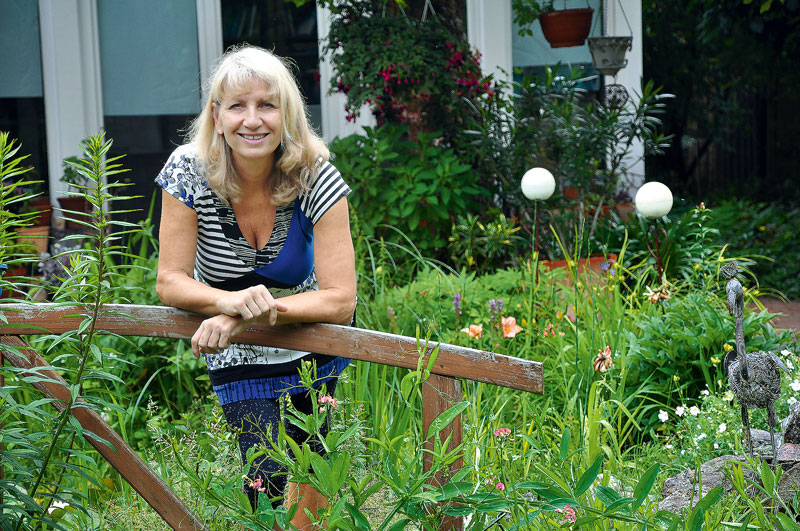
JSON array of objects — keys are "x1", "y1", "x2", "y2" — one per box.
[
  {"x1": 217, "y1": 285, "x2": 288, "y2": 323},
  {"x1": 191, "y1": 314, "x2": 251, "y2": 359}
]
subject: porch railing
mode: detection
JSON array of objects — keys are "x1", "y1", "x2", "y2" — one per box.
[{"x1": 0, "y1": 303, "x2": 543, "y2": 531}]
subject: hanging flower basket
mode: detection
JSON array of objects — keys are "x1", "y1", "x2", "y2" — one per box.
[
  {"x1": 588, "y1": 36, "x2": 632, "y2": 76},
  {"x1": 538, "y1": 8, "x2": 594, "y2": 48}
]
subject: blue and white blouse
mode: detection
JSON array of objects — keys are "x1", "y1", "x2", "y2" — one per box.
[{"x1": 155, "y1": 143, "x2": 352, "y2": 404}]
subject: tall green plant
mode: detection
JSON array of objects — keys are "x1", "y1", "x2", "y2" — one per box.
[{"x1": 1, "y1": 132, "x2": 140, "y2": 530}]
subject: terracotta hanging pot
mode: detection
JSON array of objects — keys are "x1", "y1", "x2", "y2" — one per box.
[{"x1": 539, "y1": 8, "x2": 594, "y2": 48}]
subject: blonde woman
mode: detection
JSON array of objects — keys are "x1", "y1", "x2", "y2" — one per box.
[{"x1": 156, "y1": 46, "x2": 355, "y2": 528}]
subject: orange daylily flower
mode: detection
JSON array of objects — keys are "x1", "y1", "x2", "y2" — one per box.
[{"x1": 501, "y1": 316, "x2": 523, "y2": 338}]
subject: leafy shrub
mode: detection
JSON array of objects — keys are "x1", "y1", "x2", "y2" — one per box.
[
  {"x1": 708, "y1": 199, "x2": 800, "y2": 299},
  {"x1": 331, "y1": 123, "x2": 484, "y2": 260}
]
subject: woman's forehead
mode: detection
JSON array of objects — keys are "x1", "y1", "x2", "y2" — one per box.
[{"x1": 219, "y1": 76, "x2": 278, "y2": 101}]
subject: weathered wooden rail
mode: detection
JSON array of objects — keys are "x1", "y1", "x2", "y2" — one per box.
[{"x1": 0, "y1": 303, "x2": 543, "y2": 530}]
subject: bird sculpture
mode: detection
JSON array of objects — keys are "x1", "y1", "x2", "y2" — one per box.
[{"x1": 721, "y1": 261, "x2": 789, "y2": 465}]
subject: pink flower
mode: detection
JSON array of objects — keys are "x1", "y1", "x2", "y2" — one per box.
[
  {"x1": 317, "y1": 395, "x2": 339, "y2": 408},
  {"x1": 555, "y1": 504, "x2": 577, "y2": 523},
  {"x1": 494, "y1": 427, "x2": 511, "y2": 438},
  {"x1": 501, "y1": 316, "x2": 523, "y2": 338},
  {"x1": 593, "y1": 346, "x2": 613, "y2": 373},
  {"x1": 249, "y1": 478, "x2": 266, "y2": 493},
  {"x1": 495, "y1": 482, "x2": 505, "y2": 491},
  {"x1": 461, "y1": 324, "x2": 483, "y2": 338}
]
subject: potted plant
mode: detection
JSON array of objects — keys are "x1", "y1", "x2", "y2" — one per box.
[
  {"x1": 513, "y1": 0, "x2": 594, "y2": 48},
  {"x1": 58, "y1": 155, "x2": 92, "y2": 230}
]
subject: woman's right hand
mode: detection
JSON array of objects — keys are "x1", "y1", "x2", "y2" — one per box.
[{"x1": 217, "y1": 285, "x2": 288, "y2": 324}]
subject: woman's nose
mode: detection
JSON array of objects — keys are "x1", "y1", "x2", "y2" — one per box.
[{"x1": 243, "y1": 106, "x2": 260, "y2": 127}]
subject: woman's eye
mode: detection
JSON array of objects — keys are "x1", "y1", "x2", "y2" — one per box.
[
  {"x1": 260, "y1": 102, "x2": 274, "y2": 109},
  {"x1": 229, "y1": 103, "x2": 243, "y2": 109}
]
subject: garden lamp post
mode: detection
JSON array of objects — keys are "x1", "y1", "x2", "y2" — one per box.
[
  {"x1": 521, "y1": 167, "x2": 555, "y2": 352},
  {"x1": 634, "y1": 181, "x2": 673, "y2": 282},
  {"x1": 521, "y1": 167, "x2": 556, "y2": 255}
]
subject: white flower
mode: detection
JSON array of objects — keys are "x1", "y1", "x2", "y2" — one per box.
[
  {"x1": 701, "y1": 389, "x2": 710, "y2": 396},
  {"x1": 722, "y1": 391, "x2": 734, "y2": 402},
  {"x1": 48, "y1": 500, "x2": 69, "y2": 514},
  {"x1": 782, "y1": 349, "x2": 792, "y2": 357},
  {"x1": 791, "y1": 380, "x2": 800, "y2": 392},
  {"x1": 689, "y1": 406, "x2": 700, "y2": 416},
  {"x1": 788, "y1": 397, "x2": 797, "y2": 406},
  {"x1": 714, "y1": 443, "x2": 719, "y2": 449},
  {"x1": 658, "y1": 410, "x2": 669, "y2": 423},
  {"x1": 675, "y1": 406, "x2": 686, "y2": 417},
  {"x1": 718, "y1": 423, "x2": 727, "y2": 433},
  {"x1": 788, "y1": 360, "x2": 795, "y2": 371},
  {"x1": 665, "y1": 444, "x2": 673, "y2": 449},
  {"x1": 695, "y1": 433, "x2": 707, "y2": 442}
]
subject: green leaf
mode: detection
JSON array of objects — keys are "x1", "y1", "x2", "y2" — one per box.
[
  {"x1": 574, "y1": 455, "x2": 603, "y2": 496},
  {"x1": 425, "y1": 400, "x2": 469, "y2": 441},
  {"x1": 388, "y1": 519, "x2": 412, "y2": 531},
  {"x1": 595, "y1": 485, "x2": 622, "y2": 507},
  {"x1": 631, "y1": 463, "x2": 660, "y2": 511},
  {"x1": 559, "y1": 426, "x2": 571, "y2": 461},
  {"x1": 400, "y1": 371, "x2": 418, "y2": 401}
]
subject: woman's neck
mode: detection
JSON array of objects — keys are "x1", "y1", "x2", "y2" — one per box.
[{"x1": 233, "y1": 153, "x2": 275, "y2": 193}]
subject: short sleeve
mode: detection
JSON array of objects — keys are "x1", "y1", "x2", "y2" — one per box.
[
  {"x1": 155, "y1": 144, "x2": 205, "y2": 209},
  {"x1": 301, "y1": 161, "x2": 351, "y2": 225}
]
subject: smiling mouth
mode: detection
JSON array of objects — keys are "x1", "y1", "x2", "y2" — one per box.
[{"x1": 239, "y1": 134, "x2": 267, "y2": 140}]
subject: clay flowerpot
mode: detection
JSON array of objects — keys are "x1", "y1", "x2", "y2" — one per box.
[
  {"x1": 542, "y1": 254, "x2": 617, "y2": 288},
  {"x1": 30, "y1": 196, "x2": 53, "y2": 227},
  {"x1": 539, "y1": 8, "x2": 594, "y2": 48},
  {"x1": 614, "y1": 201, "x2": 635, "y2": 222},
  {"x1": 16, "y1": 225, "x2": 50, "y2": 255},
  {"x1": 57, "y1": 196, "x2": 92, "y2": 230}
]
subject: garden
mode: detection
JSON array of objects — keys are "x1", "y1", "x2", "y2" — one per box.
[{"x1": 2, "y1": 1, "x2": 800, "y2": 530}]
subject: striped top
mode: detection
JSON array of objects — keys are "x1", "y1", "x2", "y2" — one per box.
[{"x1": 155, "y1": 143, "x2": 352, "y2": 403}]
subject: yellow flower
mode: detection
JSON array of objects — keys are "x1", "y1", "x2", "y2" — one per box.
[
  {"x1": 673, "y1": 375, "x2": 680, "y2": 383},
  {"x1": 693, "y1": 264, "x2": 702, "y2": 271},
  {"x1": 758, "y1": 225, "x2": 766, "y2": 232},
  {"x1": 711, "y1": 356, "x2": 721, "y2": 365},
  {"x1": 723, "y1": 343, "x2": 733, "y2": 352}
]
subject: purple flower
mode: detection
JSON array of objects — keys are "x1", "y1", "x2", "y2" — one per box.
[{"x1": 453, "y1": 293, "x2": 462, "y2": 316}]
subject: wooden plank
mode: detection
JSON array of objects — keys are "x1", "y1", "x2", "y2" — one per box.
[
  {"x1": 0, "y1": 336, "x2": 209, "y2": 531},
  {"x1": 422, "y1": 374, "x2": 464, "y2": 531},
  {"x1": 0, "y1": 303, "x2": 543, "y2": 394}
]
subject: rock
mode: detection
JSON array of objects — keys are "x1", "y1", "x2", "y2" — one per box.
[
  {"x1": 778, "y1": 462, "x2": 800, "y2": 506},
  {"x1": 659, "y1": 455, "x2": 758, "y2": 513},
  {"x1": 782, "y1": 401, "x2": 800, "y2": 444}
]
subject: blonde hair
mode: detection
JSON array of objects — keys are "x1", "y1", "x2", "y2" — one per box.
[{"x1": 189, "y1": 45, "x2": 329, "y2": 205}]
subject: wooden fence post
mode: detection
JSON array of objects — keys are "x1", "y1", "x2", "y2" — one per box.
[{"x1": 422, "y1": 373, "x2": 464, "y2": 531}]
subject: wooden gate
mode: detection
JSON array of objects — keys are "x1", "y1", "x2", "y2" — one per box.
[{"x1": 0, "y1": 303, "x2": 543, "y2": 530}]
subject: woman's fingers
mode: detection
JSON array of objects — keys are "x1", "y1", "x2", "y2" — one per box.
[
  {"x1": 191, "y1": 315, "x2": 243, "y2": 358},
  {"x1": 220, "y1": 286, "x2": 287, "y2": 321}
]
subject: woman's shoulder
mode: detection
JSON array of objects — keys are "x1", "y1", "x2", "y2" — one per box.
[{"x1": 156, "y1": 144, "x2": 210, "y2": 206}]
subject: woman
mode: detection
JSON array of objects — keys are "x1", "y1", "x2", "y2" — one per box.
[{"x1": 155, "y1": 46, "x2": 356, "y2": 527}]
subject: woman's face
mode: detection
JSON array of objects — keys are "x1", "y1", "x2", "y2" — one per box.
[{"x1": 213, "y1": 78, "x2": 283, "y2": 168}]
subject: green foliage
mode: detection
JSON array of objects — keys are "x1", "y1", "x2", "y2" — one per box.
[
  {"x1": 1, "y1": 132, "x2": 140, "y2": 529},
  {"x1": 331, "y1": 123, "x2": 484, "y2": 260},
  {"x1": 707, "y1": 199, "x2": 800, "y2": 299},
  {"x1": 447, "y1": 212, "x2": 527, "y2": 273}
]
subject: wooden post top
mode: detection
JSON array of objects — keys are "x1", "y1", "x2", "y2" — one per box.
[{"x1": 0, "y1": 303, "x2": 543, "y2": 394}]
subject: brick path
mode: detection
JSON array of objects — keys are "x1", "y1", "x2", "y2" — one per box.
[{"x1": 759, "y1": 298, "x2": 800, "y2": 336}]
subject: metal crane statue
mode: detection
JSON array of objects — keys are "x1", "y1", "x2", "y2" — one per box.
[{"x1": 721, "y1": 261, "x2": 790, "y2": 464}]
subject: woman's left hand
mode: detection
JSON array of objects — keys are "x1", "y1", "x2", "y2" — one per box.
[{"x1": 191, "y1": 314, "x2": 251, "y2": 359}]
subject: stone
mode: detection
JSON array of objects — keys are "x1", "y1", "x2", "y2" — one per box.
[
  {"x1": 782, "y1": 401, "x2": 800, "y2": 444},
  {"x1": 659, "y1": 455, "x2": 758, "y2": 513}
]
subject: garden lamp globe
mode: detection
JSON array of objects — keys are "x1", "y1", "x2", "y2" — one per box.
[
  {"x1": 634, "y1": 181, "x2": 673, "y2": 219},
  {"x1": 521, "y1": 167, "x2": 555, "y2": 201},
  {"x1": 634, "y1": 181, "x2": 673, "y2": 282}
]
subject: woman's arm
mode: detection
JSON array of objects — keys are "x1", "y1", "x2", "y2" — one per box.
[{"x1": 156, "y1": 190, "x2": 287, "y2": 320}]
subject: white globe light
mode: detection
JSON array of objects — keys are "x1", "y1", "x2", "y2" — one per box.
[
  {"x1": 521, "y1": 167, "x2": 556, "y2": 200},
  {"x1": 635, "y1": 181, "x2": 673, "y2": 218}
]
